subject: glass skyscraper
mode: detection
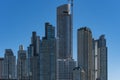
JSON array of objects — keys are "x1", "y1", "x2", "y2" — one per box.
[
  {"x1": 57, "y1": 4, "x2": 73, "y2": 59},
  {"x1": 4, "y1": 49, "x2": 16, "y2": 79},
  {"x1": 77, "y1": 27, "x2": 108, "y2": 80},
  {"x1": 40, "y1": 22, "x2": 56, "y2": 80},
  {"x1": 27, "y1": 32, "x2": 40, "y2": 80},
  {"x1": 93, "y1": 35, "x2": 107, "y2": 80},
  {"x1": 77, "y1": 27, "x2": 94, "y2": 80},
  {"x1": 56, "y1": 3, "x2": 76, "y2": 80},
  {"x1": 17, "y1": 45, "x2": 27, "y2": 80}
]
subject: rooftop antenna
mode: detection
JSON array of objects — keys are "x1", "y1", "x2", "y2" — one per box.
[{"x1": 70, "y1": 0, "x2": 73, "y2": 21}]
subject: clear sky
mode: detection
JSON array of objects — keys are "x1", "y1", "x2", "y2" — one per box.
[{"x1": 0, "y1": 0, "x2": 119, "y2": 80}]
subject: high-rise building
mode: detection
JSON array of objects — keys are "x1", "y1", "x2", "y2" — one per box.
[
  {"x1": 93, "y1": 35, "x2": 107, "y2": 80},
  {"x1": 57, "y1": 3, "x2": 73, "y2": 59},
  {"x1": 17, "y1": 45, "x2": 27, "y2": 80},
  {"x1": 0, "y1": 58, "x2": 4, "y2": 79},
  {"x1": 27, "y1": 44, "x2": 33, "y2": 80},
  {"x1": 57, "y1": 58, "x2": 76, "y2": 80},
  {"x1": 27, "y1": 32, "x2": 40, "y2": 80},
  {"x1": 77, "y1": 27, "x2": 94, "y2": 80},
  {"x1": 4, "y1": 49, "x2": 16, "y2": 79},
  {"x1": 56, "y1": 3, "x2": 76, "y2": 80},
  {"x1": 31, "y1": 32, "x2": 40, "y2": 56},
  {"x1": 40, "y1": 22, "x2": 56, "y2": 80},
  {"x1": 44, "y1": 22, "x2": 55, "y2": 39}
]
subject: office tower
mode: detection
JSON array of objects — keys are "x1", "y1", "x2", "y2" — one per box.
[
  {"x1": 31, "y1": 32, "x2": 40, "y2": 56},
  {"x1": 4, "y1": 49, "x2": 16, "y2": 79},
  {"x1": 40, "y1": 22, "x2": 56, "y2": 80},
  {"x1": 27, "y1": 45, "x2": 33, "y2": 80},
  {"x1": 57, "y1": 3, "x2": 73, "y2": 59},
  {"x1": 44, "y1": 22, "x2": 55, "y2": 39},
  {"x1": 17, "y1": 45, "x2": 27, "y2": 80},
  {"x1": 27, "y1": 32, "x2": 40, "y2": 80},
  {"x1": 93, "y1": 35, "x2": 107, "y2": 80},
  {"x1": 0, "y1": 58, "x2": 4, "y2": 79},
  {"x1": 77, "y1": 27, "x2": 94, "y2": 80},
  {"x1": 27, "y1": 44, "x2": 33, "y2": 80},
  {"x1": 56, "y1": 3, "x2": 76, "y2": 80}
]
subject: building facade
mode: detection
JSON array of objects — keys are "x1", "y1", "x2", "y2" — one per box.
[
  {"x1": 4, "y1": 49, "x2": 16, "y2": 79},
  {"x1": 73, "y1": 67, "x2": 81, "y2": 80},
  {"x1": 77, "y1": 27, "x2": 108, "y2": 80},
  {"x1": 27, "y1": 32, "x2": 40, "y2": 80},
  {"x1": 40, "y1": 22, "x2": 56, "y2": 80},
  {"x1": 57, "y1": 4, "x2": 73, "y2": 59},
  {"x1": 17, "y1": 45, "x2": 27, "y2": 80},
  {"x1": 73, "y1": 67, "x2": 86, "y2": 80},
  {"x1": 93, "y1": 35, "x2": 107, "y2": 80},
  {"x1": 0, "y1": 58, "x2": 4, "y2": 79},
  {"x1": 56, "y1": 3, "x2": 76, "y2": 80},
  {"x1": 57, "y1": 58, "x2": 76, "y2": 80},
  {"x1": 77, "y1": 27, "x2": 94, "y2": 80}
]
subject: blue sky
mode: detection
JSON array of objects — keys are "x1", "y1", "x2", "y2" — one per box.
[{"x1": 0, "y1": 0, "x2": 119, "y2": 80}]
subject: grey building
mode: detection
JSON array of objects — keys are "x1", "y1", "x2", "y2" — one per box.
[
  {"x1": 27, "y1": 32, "x2": 40, "y2": 80},
  {"x1": 73, "y1": 67, "x2": 85, "y2": 80},
  {"x1": 56, "y1": 3, "x2": 76, "y2": 80},
  {"x1": 93, "y1": 35, "x2": 107, "y2": 80},
  {"x1": 17, "y1": 45, "x2": 27, "y2": 80},
  {"x1": 0, "y1": 58, "x2": 4, "y2": 79},
  {"x1": 27, "y1": 44, "x2": 33, "y2": 80},
  {"x1": 57, "y1": 3, "x2": 73, "y2": 59},
  {"x1": 4, "y1": 49, "x2": 16, "y2": 79},
  {"x1": 31, "y1": 32, "x2": 40, "y2": 56},
  {"x1": 40, "y1": 22, "x2": 56, "y2": 80},
  {"x1": 57, "y1": 58, "x2": 76, "y2": 80},
  {"x1": 77, "y1": 27, "x2": 94, "y2": 80},
  {"x1": 73, "y1": 67, "x2": 81, "y2": 80}
]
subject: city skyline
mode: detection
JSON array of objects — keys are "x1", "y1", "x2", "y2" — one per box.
[{"x1": 0, "y1": 0, "x2": 119, "y2": 80}]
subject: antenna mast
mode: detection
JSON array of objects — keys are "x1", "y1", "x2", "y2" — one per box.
[{"x1": 71, "y1": 0, "x2": 73, "y2": 22}]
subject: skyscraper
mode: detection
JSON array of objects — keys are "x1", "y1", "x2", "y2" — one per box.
[
  {"x1": 57, "y1": 3, "x2": 73, "y2": 59},
  {"x1": 4, "y1": 49, "x2": 16, "y2": 79},
  {"x1": 56, "y1": 3, "x2": 76, "y2": 80},
  {"x1": 93, "y1": 35, "x2": 107, "y2": 80},
  {"x1": 40, "y1": 22, "x2": 56, "y2": 80},
  {"x1": 17, "y1": 45, "x2": 27, "y2": 80},
  {"x1": 27, "y1": 32, "x2": 40, "y2": 80},
  {"x1": 77, "y1": 27, "x2": 94, "y2": 80},
  {"x1": 31, "y1": 32, "x2": 40, "y2": 56}
]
